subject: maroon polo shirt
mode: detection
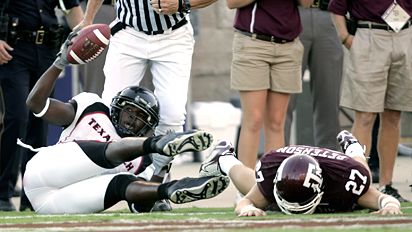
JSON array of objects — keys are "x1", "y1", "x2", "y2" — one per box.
[
  {"x1": 329, "y1": 0, "x2": 412, "y2": 24},
  {"x1": 233, "y1": 0, "x2": 302, "y2": 41}
]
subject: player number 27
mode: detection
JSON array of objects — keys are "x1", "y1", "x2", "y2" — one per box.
[{"x1": 345, "y1": 169, "x2": 367, "y2": 195}]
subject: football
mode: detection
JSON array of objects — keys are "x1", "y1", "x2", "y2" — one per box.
[{"x1": 67, "y1": 24, "x2": 111, "y2": 64}]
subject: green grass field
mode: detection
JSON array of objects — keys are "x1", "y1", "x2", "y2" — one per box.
[{"x1": 1, "y1": 203, "x2": 412, "y2": 231}]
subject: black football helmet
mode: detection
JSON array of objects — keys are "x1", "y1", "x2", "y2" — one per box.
[
  {"x1": 110, "y1": 86, "x2": 160, "y2": 137},
  {"x1": 273, "y1": 153, "x2": 324, "y2": 214}
]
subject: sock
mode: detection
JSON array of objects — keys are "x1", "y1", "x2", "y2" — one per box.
[
  {"x1": 219, "y1": 155, "x2": 242, "y2": 175},
  {"x1": 157, "y1": 180, "x2": 177, "y2": 199},
  {"x1": 142, "y1": 136, "x2": 161, "y2": 154},
  {"x1": 137, "y1": 164, "x2": 155, "y2": 181},
  {"x1": 345, "y1": 143, "x2": 366, "y2": 161}
]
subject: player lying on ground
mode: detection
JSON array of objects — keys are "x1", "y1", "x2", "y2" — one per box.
[
  {"x1": 199, "y1": 130, "x2": 402, "y2": 216},
  {"x1": 22, "y1": 34, "x2": 229, "y2": 214}
]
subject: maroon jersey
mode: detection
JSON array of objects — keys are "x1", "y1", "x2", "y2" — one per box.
[{"x1": 256, "y1": 145, "x2": 371, "y2": 212}]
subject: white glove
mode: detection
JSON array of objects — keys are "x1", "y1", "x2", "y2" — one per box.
[{"x1": 53, "y1": 29, "x2": 80, "y2": 69}]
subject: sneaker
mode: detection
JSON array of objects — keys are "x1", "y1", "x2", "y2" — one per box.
[
  {"x1": 154, "y1": 130, "x2": 213, "y2": 157},
  {"x1": 336, "y1": 130, "x2": 361, "y2": 153},
  {"x1": 199, "y1": 140, "x2": 235, "y2": 177},
  {"x1": 0, "y1": 199, "x2": 16, "y2": 211},
  {"x1": 379, "y1": 184, "x2": 410, "y2": 203},
  {"x1": 167, "y1": 176, "x2": 230, "y2": 204}
]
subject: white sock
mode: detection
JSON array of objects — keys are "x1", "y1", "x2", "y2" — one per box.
[
  {"x1": 345, "y1": 143, "x2": 366, "y2": 161},
  {"x1": 137, "y1": 164, "x2": 155, "y2": 181},
  {"x1": 219, "y1": 155, "x2": 242, "y2": 175}
]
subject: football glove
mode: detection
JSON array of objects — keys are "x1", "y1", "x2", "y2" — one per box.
[{"x1": 53, "y1": 28, "x2": 80, "y2": 70}]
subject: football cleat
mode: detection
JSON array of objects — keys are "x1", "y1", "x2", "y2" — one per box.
[
  {"x1": 336, "y1": 130, "x2": 361, "y2": 153},
  {"x1": 150, "y1": 199, "x2": 173, "y2": 212},
  {"x1": 199, "y1": 140, "x2": 235, "y2": 177},
  {"x1": 167, "y1": 176, "x2": 230, "y2": 204},
  {"x1": 153, "y1": 130, "x2": 213, "y2": 157},
  {"x1": 128, "y1": 199, "x2": 172, "y2": 213}
]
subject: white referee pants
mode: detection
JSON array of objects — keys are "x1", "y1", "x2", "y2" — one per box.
[
  {"x1": 102, "y1": 20, "x2": 195, "y2": 173},
  {"x1": 102, "y1": 20, "x2": 195, "y2": 136}
]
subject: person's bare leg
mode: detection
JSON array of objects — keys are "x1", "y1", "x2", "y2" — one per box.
[
  {"x1": 237, "y1": 90, "x2": 267, "y2": 170},
  {"x1": 264, "y1": 91, "x2": 289, "y2": 152},
  {"x1": 351, "y1": 111, "x2": 377, "y2": 157},
  {"x1": 377, "y1": 110, "x2": 401, "y2": 187}
]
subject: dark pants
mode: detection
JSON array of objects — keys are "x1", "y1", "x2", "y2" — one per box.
[
  {"x1": 0, "y1": 40, "x2": 55, "y2": 209},
  {"x1": 285, "y1": 8, "x2": 343, "y2": 149}
]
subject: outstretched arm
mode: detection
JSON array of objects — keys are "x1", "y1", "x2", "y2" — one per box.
[
  {"x1": 235, "y1": 184, "x2": 269, "y2": 216},
  {"x1": 357, "y1": 186, "x2": 402, "y2": 215},
  {"x1": 26, "y1": 36, "x2": 77, "y2": 126}
]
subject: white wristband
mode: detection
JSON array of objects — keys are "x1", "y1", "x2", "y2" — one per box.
[
  {"x1": 33, "y1": 98, "x2": 50, "y2": 118},
  {"x1": 379, "y1": 195, "x2": 400, "y2": 209}
]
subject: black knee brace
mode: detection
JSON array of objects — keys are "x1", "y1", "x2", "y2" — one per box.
[{"x1": 104, "y1": 174, "x2": 138, "y2": 210}]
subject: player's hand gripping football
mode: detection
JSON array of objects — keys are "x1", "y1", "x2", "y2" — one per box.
[{"x1": 53, "y1": 28, "x2": 80, "y2": 70}]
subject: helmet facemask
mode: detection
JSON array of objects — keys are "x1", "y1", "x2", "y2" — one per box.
[{"x1": 110, "y1": 86, "x2": 159, "y2": 137}]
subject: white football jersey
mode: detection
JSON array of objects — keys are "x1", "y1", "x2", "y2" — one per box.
[
  {"x1": 59, "y1": 92, "x2": 120, "y2": 142},
  {"x1": 58, "y1": 92, "x2": 144, "y2": 175}
]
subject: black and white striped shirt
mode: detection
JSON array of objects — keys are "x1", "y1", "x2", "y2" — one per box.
[{"x1": 116, "y1": 0, "x2": 188, "y2": 33}]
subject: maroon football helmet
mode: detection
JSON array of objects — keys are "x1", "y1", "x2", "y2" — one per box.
[{"x1": 273, "y1": 153, "x2": 324, "y2": 214}]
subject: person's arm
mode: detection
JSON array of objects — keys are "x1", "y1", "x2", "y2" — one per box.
[
  {"x1": 357, "y1": 186, "x2": 402, "y2": 215},
  {"x1": 26, "y1": 37, "x2": 77, "y2": 126},
  {"x1": 151, "y1": 0, "x2": 217, "y2": 15},
  {"x1": 74, "y1": 0, "x2": 104, "y2": 30},
  {"x1": 65, "y1": 5, "x2": 84, "y2": 29},
  {"x1": 235, "y1": 184, "x2": 269, "y2": 216},
  {"x1": 331, "y1": 12, "x2": 353, "y2": 49}
]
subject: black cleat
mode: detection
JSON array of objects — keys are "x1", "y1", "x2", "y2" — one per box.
[
  {"x1": 150, "y1": 199, "x2": 172, "y2": 212},
  {"x1": 154, "y1": 130, "x2": 213, "y2": 157},
  {"x1": 167, "y1": 176, "x2": 230, "y2": 204}
]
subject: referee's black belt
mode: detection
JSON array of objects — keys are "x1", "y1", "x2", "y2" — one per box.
[
  {"x1": 111, "y1": 18, "x2": 188, "y2": 36},
  {"x1": 237, "y1": 30, "x2": 293, "y2": 44},
  {"x1": 357, "y1": 20, "x2": 412, "y2": 31}
]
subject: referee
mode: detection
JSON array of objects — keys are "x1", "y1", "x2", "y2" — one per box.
[{"x1": 77, "y1": 0, "x2": 218, "y2": 211}]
